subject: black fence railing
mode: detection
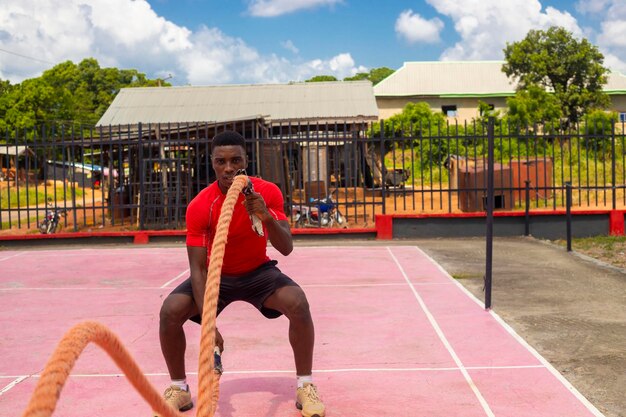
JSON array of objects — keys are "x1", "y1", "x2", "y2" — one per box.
[{"x1": 1, "y1": 120, "x2": 625, "y2": 233}]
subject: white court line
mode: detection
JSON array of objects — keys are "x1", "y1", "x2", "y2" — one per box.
[
  {"x1": 0, "y1": 287, "x2": 171, "y2": 291},
  {"x1": 0, "y1": 376, "x2": 28, "y2": 396},
  {"x1": 0, "y1": 252, "x2": 24, "y2": 262},
  {"x1": 0, "y1": 364, "x2": 546, "y2": 380},
  {"x1": 12, "y1": 248, "x2": 186, "y2": 258},
  {"x1": 0, "y1": 282, "x2": 452, "y2": 291},
  {"x1": 413, "y1": 246, "x2": 606, "y2": 417},
  {"x1": 160, "y1": 269, "x2": 190, "y2": 288},
  {"x1": 301, "y1": 282, "x2": 452, "y2": 288},
  {"x1": 387, "y1": 246, "x2": 495, "y2": 417}
]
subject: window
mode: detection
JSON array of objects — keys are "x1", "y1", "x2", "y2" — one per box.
[
  {"x1": 442, "y1": 105, "x2": 458, "y2": 117},
  {"x1": 620, "y1": 112, "x2": 626, "y2": 123}
]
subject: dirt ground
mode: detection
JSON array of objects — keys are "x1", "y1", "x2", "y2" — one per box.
[{"x1": 407, "y1": 236, "x2": 626, "y2": 417}]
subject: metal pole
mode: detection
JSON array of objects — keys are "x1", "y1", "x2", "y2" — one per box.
[
  {"x1": 138, "y1": 123, "x2": 144, "y2": 230},
  {"x1": 485, "y1": 117, "x2": 494, "y2": 310},
  {"x1": 524, "y1": 180, "x2": 530, "y2": 236},
  {"x1": 380, "y1": 120, "x2": 386, "y2": 215},
  {"x1": 611, "y1": 123, "x2": 616, "y2": 210},
  {"x1": 566, "y1": 182, "x2": 572, "y2": 252}
]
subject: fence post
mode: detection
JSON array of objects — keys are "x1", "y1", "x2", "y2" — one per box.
[
  {"x1": 611, "y1": 123, "x2": 616, "y2": 210},
  {"x1": 485, "y1": 117, "x2": 494, "y2": 310},
  {"x1": 524, "y1": 180, "x2": 531, "y2": 236},
  {"x1": 566, "y1": 182, "x2": 572, "y2": 252},
  {"x1": 138, "y1": 123, "x2": 144, "y2": 231},
  {"x1": 70, "y1": 128, "x2": 78, "y2": 232},
  {"x1": 379, "y1": 120, "x2": 386, "y2": 215}
]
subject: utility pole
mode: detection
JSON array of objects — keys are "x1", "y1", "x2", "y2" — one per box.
[{"x1": 157, "y1": 73, "x2": 173, "y2": 87}]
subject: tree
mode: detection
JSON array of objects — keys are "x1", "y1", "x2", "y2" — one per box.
[
  {"x1": 503, "y1": 26, "x2": 610, "y2": 128},
  {"x1": 0, "y1": 79, "x2": 12, "y2": 97},
  {"x1": 367, "y1": 67, "x2": 395, "y2": 85},
  {"x1": 504, "y1": 85, "x2": 563, "y2": 130},
  {"x1": 343, "y1": 72, "x2": 369, "y2": 82},
  {"x1": 344, "y1": 67, "x2": 394, "y2": 85},
  {"x1": 305, "y1": 75, "x2": 338, "y2": 82},
  {"x1": 0, "y1": 58, "x2": 163, "y2": 133},
  {"x1": 306, "y1": 67, "x2": 395, "y2": 85}
]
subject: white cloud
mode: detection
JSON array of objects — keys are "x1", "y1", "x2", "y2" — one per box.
[
  {"x1": 570, "y1": 0, "x2": 626, "y2": 73},
  {"x1": 589, "y1": 1, "x2": 626, "y2": 73},
  {"x1": 598, "y1": 20, "x2": 626, "y2": 48},
  {"x1": 395, "y1": 9, "x2": 444, "y2": 44},
  {"x1": 424, "y1": 0, "x2": 583, "y2": 61},
  {"x1": 281, "y1": 40, "x2": 300, "y2": 54},
  {"x1": 247, "y1": 0, "x2": 343, "y2": 18},
  {"x1": 0, "y1": 0, "x2": 365, "y2": 85},
  {"x1": 575, "y1": 0, "x2": 612, "y2": 15}
]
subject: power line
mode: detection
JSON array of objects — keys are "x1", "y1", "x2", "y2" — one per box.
[{"x1": 0, "y1": 47, "x2": 54, "y2": 65}]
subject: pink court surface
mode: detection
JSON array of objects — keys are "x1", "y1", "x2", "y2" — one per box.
[{"x1": 0, "y1": 244, "x2": 604, "y2": 417}]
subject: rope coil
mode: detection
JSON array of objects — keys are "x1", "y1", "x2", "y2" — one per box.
[{"x1": 21, "y1": 175, "x2": 249, "y2": 417}]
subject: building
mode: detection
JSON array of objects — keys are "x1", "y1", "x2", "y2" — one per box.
[
  {"x1": 374, "y1": 61, "x2": 626, "y2": 123},
  {"x1": 97, "y1": 80, "x2": 378, "y2": 127},
  {"x1": 95, "y1": 81, "x2": 379, "y2": 227}
]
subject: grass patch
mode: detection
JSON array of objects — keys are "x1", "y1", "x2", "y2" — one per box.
[
  {"x1": 1, "y1": 216, "x2": 39, "y2": 230},
  {"x1": 554, "y1": 235, "x2": 626, "y2": 251},
  {"x1": 552, "y1": 235, "x2": 626, "y2": 269},
  {"x1": 452, "y1": 272, "x2": 481, "y2": 280},
  {"x1": 0, "y1": 186, "x2": 84, "y2": 209}
]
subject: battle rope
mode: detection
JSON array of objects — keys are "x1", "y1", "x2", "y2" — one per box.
[
  {"x1": 21, "y1": 175, "x2": 250, "y2": 417},
  {"x1": 197, "y1": 174, "x2": 248, "y2": 417}
]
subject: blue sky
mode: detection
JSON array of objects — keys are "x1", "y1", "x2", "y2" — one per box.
[{"x1": 1, "y1": 0, "x2": 625, "y2": 86}]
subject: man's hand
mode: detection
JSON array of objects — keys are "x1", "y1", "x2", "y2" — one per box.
[{"x1": 243, "y1": 191, "x2": 272, "y2": 223}]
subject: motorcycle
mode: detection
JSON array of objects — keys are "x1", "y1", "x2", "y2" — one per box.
[
  {"x1": 292, "y1": 193, "x2": 346, "y2": 228},
  {"x1": 38, "y1": 203, "x2": 68, "y2": 234}
]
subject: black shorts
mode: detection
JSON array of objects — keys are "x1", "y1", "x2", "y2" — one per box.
[{"x1": 170, "y1": 260, "x2": 299, "y2": 323}]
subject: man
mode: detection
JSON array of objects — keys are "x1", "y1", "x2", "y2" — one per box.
[{"x1": 156, "y1": 130, "x2": 325, "y2": 417}]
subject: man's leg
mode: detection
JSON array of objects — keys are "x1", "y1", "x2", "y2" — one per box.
[
  {"x1": 154, "y1": 293, "x2": 198, "y2": 416},
  {"x1": 263, "y1": 286, "x2": 325, "y2": 417},
  {"x1": 262, "y1": 285, "x2": 314, "y2": 374},
  {"x1": 160, "y1": 293, "x2": 197, "y2": 380},
  {"x1": 159, "y1": 293, "x2": 225, "y2": 378}
]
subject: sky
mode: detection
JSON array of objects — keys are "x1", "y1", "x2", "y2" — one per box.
[{"x1": 0, "y1": 0, "x2": 625, "y2": 86}]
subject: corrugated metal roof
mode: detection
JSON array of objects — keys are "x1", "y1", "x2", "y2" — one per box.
[
  {"x1": 374, "y1": 61, "x2": 516, "y2": 97},
  {"x1": 96, "y1": 81, "x2": 379, "y2": 126},
  {"x1": 374, "y1": 61, "x2": 626, "y2": 97},
  {"x1": 605, "y1": 71, "x2": 626, "y2": 93}
]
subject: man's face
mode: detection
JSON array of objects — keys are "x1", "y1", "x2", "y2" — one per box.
[{"x1": 211, "y1": 145, "x2": 247, "y2": 192}]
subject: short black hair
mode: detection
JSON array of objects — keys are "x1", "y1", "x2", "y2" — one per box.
[{"x1": 212, "y1": 130, "x2": 245, "y2": 151}]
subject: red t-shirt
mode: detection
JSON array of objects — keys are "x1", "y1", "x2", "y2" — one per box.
[{"x1": 185, "y1": 177, "x2": 288, "y2": 276}]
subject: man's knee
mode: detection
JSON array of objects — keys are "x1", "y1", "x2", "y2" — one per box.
[
  {"x1": 160, "y1": 294, "x2": 193, "y2": 327},
  {"x1": 276, "y1": 287, "x2": 311, "y2": 319}
]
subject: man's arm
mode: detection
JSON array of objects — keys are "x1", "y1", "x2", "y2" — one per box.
[
  {"x1": 244, "y1": 191, "x2": 293, "y2": 256},
  {"x1": 187, "y1": 245, "x2": 208, "y2": 314}
]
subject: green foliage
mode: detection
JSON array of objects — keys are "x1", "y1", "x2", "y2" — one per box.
[
  {"x1": 305, "y1": 75, "x2": 338, "y2": 82},
  {"x1": 503, "y1": 26, "x2": 610, "y2": 127},
  {"x1": 504, "y1": 84, "x2": 563, "y2": 131},
  {"x1": 371, "y1": 102, "x2": 451, "y2": 169},
  {"x1": 581, "y1": 109, "x2": 618, "y2": 152},
  {"x1": 0, "y1": 58, "x2": 163, "y2": 135},
  {"x1": 343, "y1": 73, "x2": 369, "y2": 81},
  {"x1": 344, "y1": 67, "x2": 395, "y2": 85},
  {"x1": 0, "y1": 79, "x2": 12, "y2": 96},
  {"x1": 371, "y1": 102, "x2": 446, "y2": 137},
  {"x1": 368, "y1": 67, "x2": 395, "y2": 85}
]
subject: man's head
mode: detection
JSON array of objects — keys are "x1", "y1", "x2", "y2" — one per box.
[{"x1": 211, "y1": 130, "x2": 248, "y2": 193}]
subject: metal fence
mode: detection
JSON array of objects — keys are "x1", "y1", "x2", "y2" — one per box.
[{"x1": 1, "y1": 119, "x2": 625, "y2": 233}]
